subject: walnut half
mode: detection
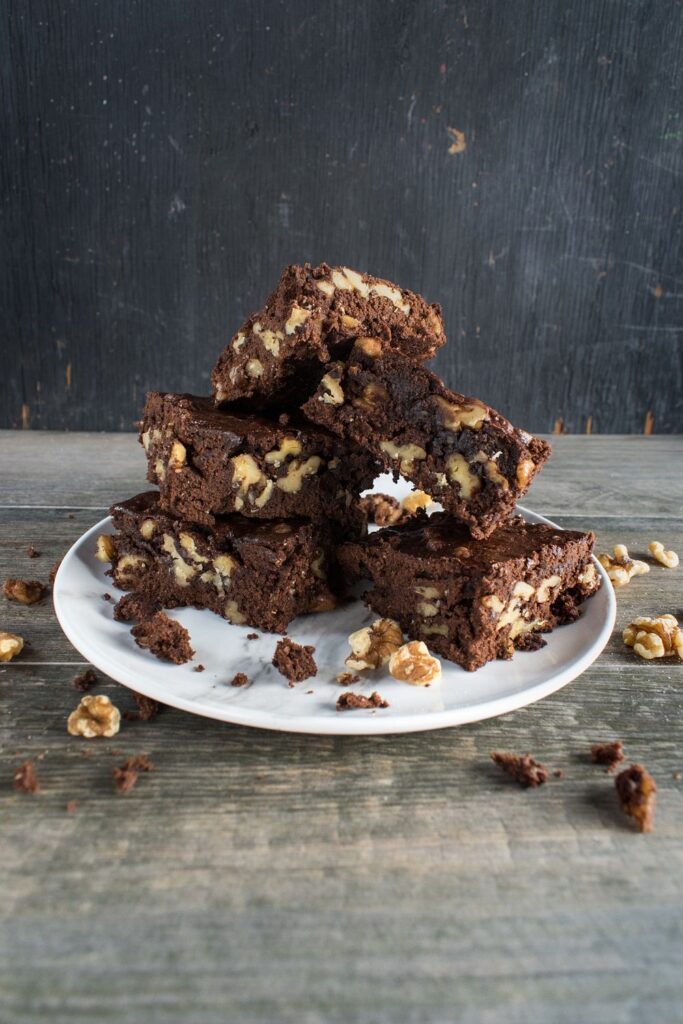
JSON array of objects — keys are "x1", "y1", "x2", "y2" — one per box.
[
  {"x1": 345, "y1": 618, "x2": 403, "y2": 670},
  {"x1": 623, "y1": 615, "x2": 683, "y2": 660},
  {"x1": 67, "y1": 694, "x2": 121, "y2": 738},
  {"x1": 388, "y1": 641, "x2": 441, "y2": 685},
  {"x1": 598, "y1": 544, "x2": 649, "y2": 587}
]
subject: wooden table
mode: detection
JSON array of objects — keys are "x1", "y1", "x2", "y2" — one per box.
[{"x1": 1, "y1": 432, "x2": 682, "y2": 1024}]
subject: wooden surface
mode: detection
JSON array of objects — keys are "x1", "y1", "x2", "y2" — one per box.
[
  {"x1": 1, "y1": 431, "x2": 683, "y2": 1024},
  {"x1": 2, "y1": 0, "x2": 683, "y2": 434}
]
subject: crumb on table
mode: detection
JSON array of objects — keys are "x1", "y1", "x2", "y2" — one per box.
[
  {"x1": 590, "y1": 740, "x2": 625, "y2": 773},
  {"x1": 491, "y1": 751, "x2": 549, "y2": 788},
  {"x1": 615, "y1": 763, "x2": 657, "y2": 833}
]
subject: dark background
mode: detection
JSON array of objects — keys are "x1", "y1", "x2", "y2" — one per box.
[{"x1": 2, "y1": 0, "x2": 682, "y2": 433}]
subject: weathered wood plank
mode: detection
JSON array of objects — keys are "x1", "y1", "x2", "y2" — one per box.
[{"x1": 1, "y1": 435, "x2": 682, "y2": 1024}]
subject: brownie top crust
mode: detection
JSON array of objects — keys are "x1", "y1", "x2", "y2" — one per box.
[{"x1": 344, "y1": 512, "x2": 595, "y2": 571}]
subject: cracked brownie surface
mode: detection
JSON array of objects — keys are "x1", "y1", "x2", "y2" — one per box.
[
  {"x1": 338, "y1": 512, "x2": 600, "y2": 671},
  {"x1": 104, "y1": 491, "x2": 348, "y2": 634},
  {"x1": 211, "y1": 262, "x2": 444, "y2": 408},
  {"x1": 303, "y1": 341, "x2": 551, "y2": 539},
  {"x1": 141, "y1": 392, "x2": 376, "y2": 529}
]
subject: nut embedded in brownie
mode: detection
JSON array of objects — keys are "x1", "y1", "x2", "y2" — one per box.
[
  {"x1": 211, "y1": 262, "x2": 444, "y2": 408},
  {"x1": 140, "y1": 392, "x2": 377, "y2": 528},
  {"x1": 303, "y1": 340, "x2": 551, "y2": 539},
  {"x1": 338, "y1": 512, "x2": 601, "y2": 671},
  {"x1": 102, "y1": 492, "x2": 345, "y2": 634}
]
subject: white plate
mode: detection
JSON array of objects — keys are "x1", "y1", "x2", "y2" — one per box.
[{"x1": 53, "y1": 477, "x2": 615, "y2": 736}]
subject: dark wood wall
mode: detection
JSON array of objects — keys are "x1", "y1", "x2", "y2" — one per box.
[{"x1": 2, "y1": 0, "x2": 682, "y2": 433}]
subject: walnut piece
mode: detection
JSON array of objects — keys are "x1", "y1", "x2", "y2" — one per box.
[
  {"x1": 67, "y1": 694, "x2": 121, "y2": 738},
  {"x1": 359, "y1": 493, "x2": 404, "y2": 527},
  {"x1": 401, "y1": 490, "x2": 432, "y2": 515},
  {"x1": 649, "y1": 540, "x2": 679, "y2": 569},
  {"x1": 388, "y1": 640, "x2": 441, "y2": 685},
  {"x1": 95, "y1": 534, "x2": 116, "y2": 562},
  {"x1": 598, "y1": 544, "x2": 650, "y2": 587},
  {"x1": 0, "y1": 631, "x2": 24, "y2": 662},
  {"x1": 3, "y1": 578, "x2": 47, "y2": 605},
  {"x1": 623, "y1": 614, "x2": 683, "y2": 660},
  {"x1": 345, "y1": 618, "x2": 403, "y2": 670}
]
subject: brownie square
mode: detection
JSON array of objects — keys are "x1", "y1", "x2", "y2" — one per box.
[
  {"x1": 303, "y1": 340, "x2": 551, "y2": 538},
  {"x1": 211, "y1": 262, "x2": 444, "y2": 408},
  {"x1": 338, "y1": 512, "x2": 600, "y2": 671},
  {"x1": 141, "y1": 392, "x2": 377, "y2": 528},
  {"x1": 105, "y1": 492, "x2": 346, "y2": 633}
]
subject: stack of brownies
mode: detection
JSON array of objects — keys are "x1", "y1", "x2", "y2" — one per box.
[{"x1": 100, "y1": 262, "x2": 600, "y2": 672}]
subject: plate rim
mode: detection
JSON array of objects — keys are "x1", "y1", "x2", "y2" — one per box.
[{"x1": 53, "y1": 507, "x2": 616, "y2": 736}]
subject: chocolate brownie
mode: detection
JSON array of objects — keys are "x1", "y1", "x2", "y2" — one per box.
[
  {"x1": 131, "y1": 611, "x2": 194, "y2": 664},
  {"x1": 104, "y1": 492, "x2": 345, "y2": 634},
  {"x1": 141, "y1": 392, "x2": 376, "y2": 528},
  {"x1": 303, "y1": 340, "x2": 551, "y2": 539},
  {"x1": 211, "y1": 262, "x2": 444, "y2": 408},
  {"x1": 338, "y1": 512, "x2": 600, "y2": 671}
]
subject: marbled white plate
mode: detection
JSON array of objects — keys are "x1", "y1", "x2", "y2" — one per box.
[{"x1": 54, "y1": 476, "x2": 615, "y2": 736}]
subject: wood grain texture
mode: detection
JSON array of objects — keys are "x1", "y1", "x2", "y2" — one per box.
[
  {"x1": 1, "y1": 432, "x2": 683, "y2": 1023},
  {"x1": 1, "y1": 0, "x2": 682, "y2": 434}
]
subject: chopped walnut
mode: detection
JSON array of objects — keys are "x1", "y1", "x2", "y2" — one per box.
[
  {"x1": 345, "y1": 618, "x2": 403, "y2": 670},
  {"x1": 0, "y1": 631, "x2": 24, "y2": 662},
  {"x1": 3, "y1": 578, "x2": 47, "y2": 605},
  {"x1": 597, "y1": 544, "x2": 649, "y2": 587},
  {"x1": 95, "y1": 534, "x2": 116, "y2": 563},
  {"x1": 67, "y1": 694, "x2": 121, "y2": 738},
  {"x1": 401, "y1": 490, "x2": 432, "y2": 515},
  {"x1": 359, "y1": 493, "x2": 404, "y2": 527},
  {"x1": 388, "y1": 641, "x2": 441, "y2": 685},
  {"x1": 336, "y1": 690, "x2": 389, "y2": 710},
  {"x1": 649, "y1": 541, "x2": 679, "y2": 569},
  {"x1": 623, "y1": 614, "x2": 683, "y2": 660},
  {"x1": 13, "y1": 760, "x2": 40, "y2": 794},
  {"x1": 615, "y1": 763, "x2": 657, "y2": 833}
]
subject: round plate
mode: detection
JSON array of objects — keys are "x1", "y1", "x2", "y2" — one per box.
[{"x1": 53, "y1": 478, "x2": 615, "y2": 735}]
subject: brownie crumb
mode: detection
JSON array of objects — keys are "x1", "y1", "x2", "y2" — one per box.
[
  {"x1": 13, "y1": 761, "x2": 40, "y2": 794},
  {"x1": 113, "y1": 591, "x2": 160, "y2": 623},
  {"x1": 491, "y1": 751, "x2": 549, "y2": 788},
  {"x1": 194, "y1": 664, "x2": 205, "y2": 673},
  {"x1": 359, "y1": 493, "x2": 404, "y2": 527},
  {"x1": 337, "y1": 690, "x2": 389, "y2": 710},
  {"x1": 590, "y1": 740, "x2": 625, "y2": 773},
  {"x1": 113, "y1": 754, "x2": 154, "y2": 795},
  {"x1": 123, "y1": 692, "x2": 161, "y2": 721},
  {"x1": 615, "y1": 763, "x2": 657, "y2": 833},
  {"x1": 336, "y1": 671, "x2": 361, "y2": 685},
  {"x1": 48, "y1": 559, "x2": 62, "y2": 586},
  {"x1": 230, "y1": 672, "x2": 249, "y2": 687},
  {"x1": 272, "y1": 638, "x2": 317, "y2": 684},
  {"x1": 26, "y1": 545, "x2": 40, "y2": 558},
  {"x1": 65, "y1": 800, "x2": 78, "y2": 813},
  {"x1": 73, "y1": 667, "x2": 97, "y2": 692},
  {"x1": 246, "y1": 633, "x2": 259, "y2": 641},
  {"x1": 553, "y1": 768, "x2": 565, "y2": 778},
  {"x1": 3, "y1": 578, "x2": 48, "y2": 605},
  {"x1": 102, "y1": 592, "x2": 113, "y2": 602},
  {"x1": 131, "y1": 612, "x2": 194, "y2": 664}
]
